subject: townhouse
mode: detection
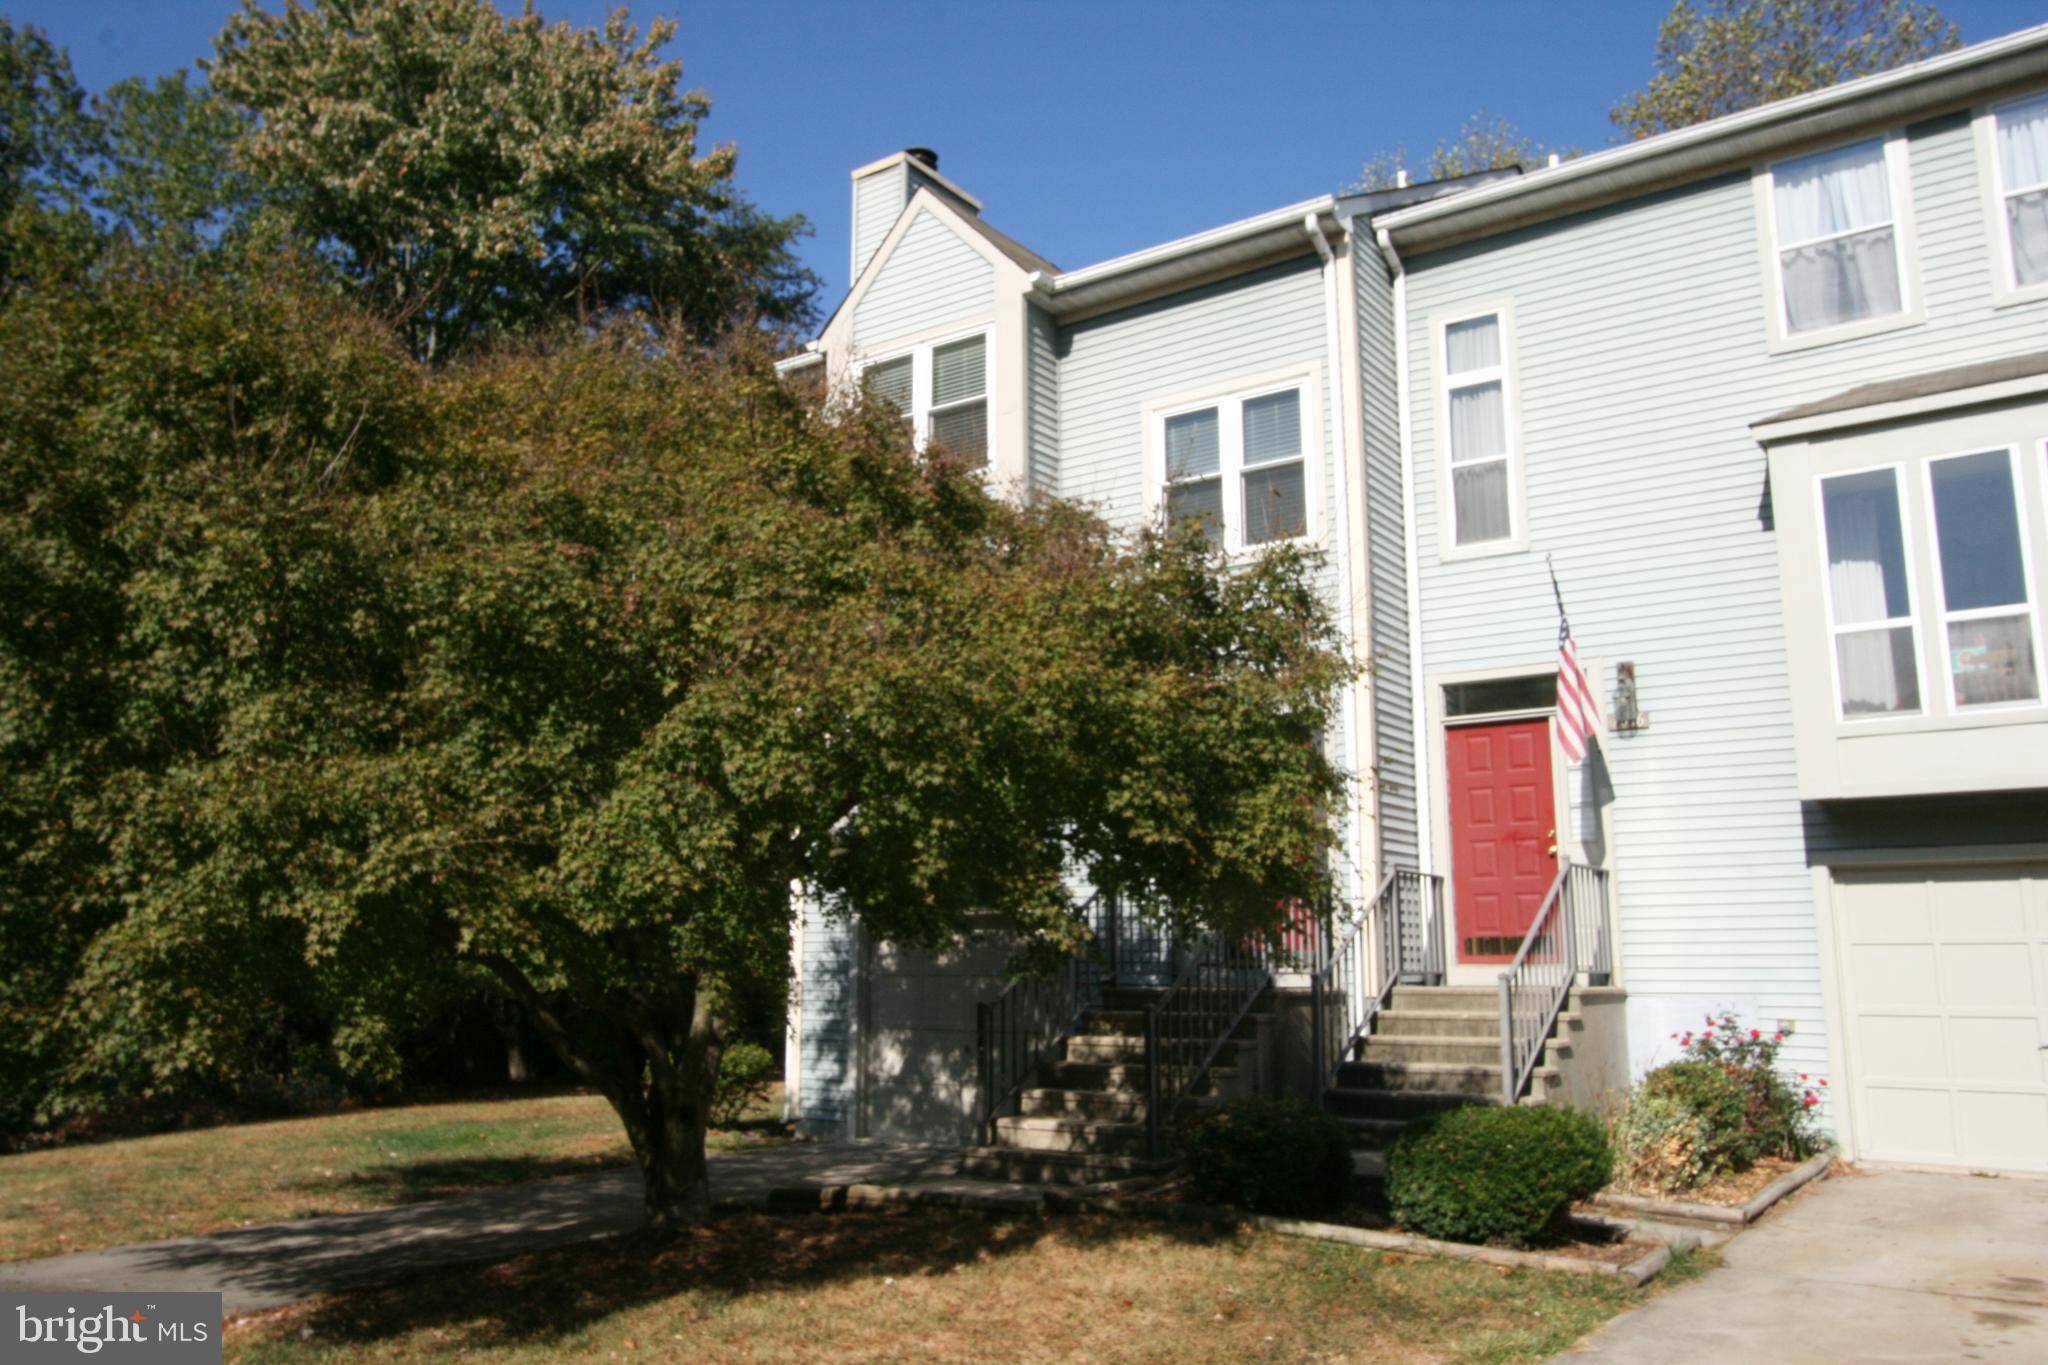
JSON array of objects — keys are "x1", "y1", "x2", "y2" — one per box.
[{"x1": 780, "y1": 24, "x2": 2048, "y2": 1178}]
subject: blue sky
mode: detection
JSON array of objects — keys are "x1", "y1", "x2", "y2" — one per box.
[{"x1": 18, "y1": 0, "x2": 2048, "y2": 304}]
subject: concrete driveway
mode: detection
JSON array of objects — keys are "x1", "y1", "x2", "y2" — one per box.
[{"x1": 1564, "y1": 1168, "x2": 2048, "y2": 1362}]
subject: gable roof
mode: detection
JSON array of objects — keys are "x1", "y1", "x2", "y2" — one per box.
[{"x1": 1378, "y1": 22, "x2": 2048, "y2": 255}]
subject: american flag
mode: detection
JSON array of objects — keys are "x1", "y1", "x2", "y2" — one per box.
[{"x1": 1556, "y1": 613, "x2": 1598, "y2": 765}]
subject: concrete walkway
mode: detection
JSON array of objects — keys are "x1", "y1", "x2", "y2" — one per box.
[
  {"x1": 0, "y1": 1142, "x2": 983, "y2": 1316},
  {"x1": 1562, "y1": 1169, "x2": 2048, "y2": 1362}
]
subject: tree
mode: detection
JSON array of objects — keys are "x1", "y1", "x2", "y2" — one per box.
[
  {"x1": 93, "y1": 71, "x2": 258, "y2": 259},
  {"x1": 1353, "y1": 112, "x2": 1570, "y2": 193},
  {"x1": 208, "y1": 0, "x2": 817, "y2": 361},
  {"x1": 0, "y1": 19, "x2": 100, "y2": 220},
  {"x1": 1612, "y1": 0, "x2": 1962, "y2": 139},
  {"x1": 1, "y1": 261, "x2": 1353, "y2": 1226}
]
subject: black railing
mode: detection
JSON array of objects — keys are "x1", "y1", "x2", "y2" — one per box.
[
  {"x1": 973, "y1": 891, "x2": 1118, "y2": 1145},
  {"x1": 1310, "y1": 869, "x2": 1445, "y2": 1091},
  {"x1": 1143, "y1": 933, "x2": 1273, "y2": 1158}
]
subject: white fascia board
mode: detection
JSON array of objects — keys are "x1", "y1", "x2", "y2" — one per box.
[
  {"x1": 1046, "y1": 196, "x2": 1338, "y2": 293},
  {"x1": 1377, "y1": 21, "x2": 2048, "y2": 247}
]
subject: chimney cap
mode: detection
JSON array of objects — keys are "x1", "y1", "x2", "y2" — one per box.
[{"x1": 904, "y1": 147, "x2": 940, "y2": 170}]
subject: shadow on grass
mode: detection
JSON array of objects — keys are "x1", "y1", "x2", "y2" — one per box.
[
  {"x1": 288, "y1": 1153, "x2": 635, "y2": 1209},
  {"x1": 250, "y1": 1210, "x2": 1230, "y2": 1352}
]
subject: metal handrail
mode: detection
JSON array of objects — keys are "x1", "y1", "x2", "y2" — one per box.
[
  {"x1": 1310, "y1": 869, "x2": 1445, "y2": 1091},
  {"x1": 1497, "y1": 862, "x2": 1611, "y2": 1104},
  {"x1": 1143, "y1": 930, "x2": 1272, "y2": 1159},
  {"x1": 973, "y1": 891, "x2": 1117, "y2": 1145}
]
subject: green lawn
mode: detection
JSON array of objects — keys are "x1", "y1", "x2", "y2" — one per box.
[
  {"x1": 224, "y1": 1208, "x2": 1699, "y2": 1364},
  {"x1": 0, "y1": 1088, "x2": 785, "y2": 1263}
]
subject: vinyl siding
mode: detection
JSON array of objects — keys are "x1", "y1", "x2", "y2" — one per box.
[
  {"x1": 795, "y1": 895, "x2": 855, "y2": 1137},
  {"x1": 852, "y1": 163, "x2": 908, "y2": 286},
  {"x1": 1027, "y1": 305, "x2": 1061, "y2": 493},
  {"x1": 1057, "y1": 254, "x2": 1368, "y2": 889},
  {"x1": 1353, "y1": 231, "x2": 1419, "y2": 875},
  {"x1": 1400, "y1": 107, "x2": 2048, "y2": 1093},
  {"x1": 853, "y1": 207, "x2": 995, "y2": 350}
]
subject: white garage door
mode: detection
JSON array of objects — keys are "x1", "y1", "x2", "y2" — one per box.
[
  {"x1": 860, "y1": 932, "x2": 1012, "y2": 1142},
  {"x1": 1834, "y1": 865, "x2": 2048, "y2": 1173}
]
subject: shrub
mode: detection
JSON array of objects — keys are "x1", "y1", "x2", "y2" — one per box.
[
  {"x1": 709, "y1": 1042, "x2": 778, "y2": 1128},
  {"x1": 1670, "y1": 1011, "x2": 1826, "y2": 1160},
  {"x1": 1642, "y1": 1060, "x2": 1755, "y2": 1174},
  {"x1": 1386, "y1": 1104, "x2": 1612, "y2": 1246},
  {"x1": 1180, "y1": 1097, "x2": 1354, "y2": 1217},
  {"x1": 1610, "y1": 1089, "x2": 1713, "y2": 1194}
]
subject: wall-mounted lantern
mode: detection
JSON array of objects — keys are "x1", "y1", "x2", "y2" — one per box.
[{"x1": 1612, "y1": 661, "x2": 1649, "y2": 732}]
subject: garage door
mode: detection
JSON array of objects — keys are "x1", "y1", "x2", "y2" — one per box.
[
  {"x1": 860, "y1": 931, "x2": 1012, "y2": 1142},
  {"x1": 1833, "y1": 865, "x2": 2048, "y2": 1172}
]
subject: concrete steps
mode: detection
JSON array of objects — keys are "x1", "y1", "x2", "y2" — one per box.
[{"x1": 959, "y1": 1146, "x2": 1173, "y2": 1186}]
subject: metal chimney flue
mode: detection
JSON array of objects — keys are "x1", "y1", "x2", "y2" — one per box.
[{"x1": 904, "y1": 147, "x2": 939, "y2": 170}]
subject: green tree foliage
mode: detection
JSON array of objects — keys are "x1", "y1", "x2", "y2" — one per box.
[
  {"x1": 93, "y1": 71, "x2": 258, "y2": 259},
  {"x1": 208, "y1": 0, "x2": 817, "y2": 361},
  {"x1": 0, "y1": 260, "x2": 1352, "y2": 1225},
  {"x1": 1612, "y1": 0, "x2": 1962, "y2": 139},
  {"x1": 1353, "y1": 112, "x2": 1572, "y2": 194},
  {"x1": 0, "y1": 19, "x2": 101, "y2": 219}
]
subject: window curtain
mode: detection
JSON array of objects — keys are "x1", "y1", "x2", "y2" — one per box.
[
  {"x1": 1822, "y1": 473, "x2": 1915, "y2": 714},
  {"x1": 1774, "y1": 141, "x2": 1901, "y2": 331},
  {"x1": 1998, "y1": 95, "x2": 2048, "y2": 286},
  {"x1": 1445, "y1": 315, "x2": 1500, "y2": 374}
]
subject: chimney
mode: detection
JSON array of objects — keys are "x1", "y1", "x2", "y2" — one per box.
[{"x1": 849, "y1": 147, "x2": 980, "y2": 284}]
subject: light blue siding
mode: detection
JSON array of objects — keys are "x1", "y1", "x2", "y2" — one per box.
[
  {"x1": 853, "y1": 208, "x2": 995, "y2": 349},
  {"x1": 1401, "y1": 108, "x2": 2048, "y2": 1090},
  {"x1": 1056, "y1": 254, "x2": 1368, "y2": 890},
  {"x1": 852, "y1": 163, "x2": 908, "y2": 286},
  {"x1": 796, "y1": 895, "x2": 855, "y2": 1137},
  {"x1": 1353, "y1": 231, "x2": 1419, "y2": 875},
  {"x1": 1027, "y1": 305, "x2": 1060, "y2": 494}
]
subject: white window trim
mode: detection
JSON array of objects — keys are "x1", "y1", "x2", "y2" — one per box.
[
  {"x1": 1753, "y1": 132, "x2": 1924, "y2": 353},
  {"x1": 1430, "y1": 299, "x2": 1527, "y2": 561},
  {"x1": 1974, "y1": 96, "x2": 2048, "y2": 308},
  {"x1": 1814, "y1": 461, "x2": 1927, "y2": 726},
  {"x1": 852, "y1": 323, "x2": 994, "y2": 470},
  {"x1": 1142, "y1": 367, "x2": 1323, "y2": 555},
  {"x1": 1919, "y1": 443, "x2": 2045, "y2": 715}
]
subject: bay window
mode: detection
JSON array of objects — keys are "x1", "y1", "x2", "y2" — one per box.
[
  {"x1": 1926, "y1": 448, "x2": 2040, "y2": 707},
  {"x1": 1819, "y1": 466, "x2": 1922, "y2": 717}
]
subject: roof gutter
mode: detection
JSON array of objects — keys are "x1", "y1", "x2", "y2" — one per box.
[
  {"x1": 1030, "y1": 196, "x2": 1340, "y2": 320},
  {"x1": 1378, "y1": 22, "x2": 2048, "y2": 255}
]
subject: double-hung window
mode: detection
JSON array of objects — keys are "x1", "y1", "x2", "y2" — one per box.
[
  {"x1": 1818, "y1": 466, "x2": 1922, "y2": 718},
  {"x1": 1925, "y1": 448, "x2": 2040, "y2": 708},
  {"x1": 1765, "y1": 138, "x2": 1909, "y2": 338},
  {"x1": 1989, "y1": 93, "x2": 2048, "y2": 294},
  {"x1": 1158, "y1": 383, "x2": 1311, "y2": 551},
  {"x1": 1439, "y1": 311, "x2": 1515, "y2": 548},
  {"x1": 858, "y1": 331, "x2": 990, "y2": 468}
]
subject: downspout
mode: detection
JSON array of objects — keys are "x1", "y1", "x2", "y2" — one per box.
[
  {"x1": 1306, "y1": 214, "x2": 1368, "y2": 908},
  {"x1": 1377, "y1": 225, "x2": 1434, "y2": 883}
]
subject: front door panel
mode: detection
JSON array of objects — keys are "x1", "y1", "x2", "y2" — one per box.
[{"x1": 1447, "y1": 717, "x2": 1557, "y2": 962}]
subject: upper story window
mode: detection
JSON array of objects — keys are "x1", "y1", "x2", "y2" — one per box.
[
  {"x1": 1156, "y1": 382, "x2": 1311, "y2": 551},
  {"x1": 1925, "y1": 448, "x2": 2040, "y2": 708},
  {"x1": 1765, "y1": 138, "x2": 1909, "y2": 339},
  {"x1": 858, "y1": 331, "x2": 989, "y2": 468},
  {"x1": 1815, "y1": 445, "x2": 2044, "y2": 721},
  {"x1": 1437, "y1": 309, "x2": 1518, "y2": 550},
  {"x1": 1989, "y1": 93, "x2": 2048, "y2": 295},
  {"x1": 1819, "y1": 466, "x2": 1922, "y2": 718}
]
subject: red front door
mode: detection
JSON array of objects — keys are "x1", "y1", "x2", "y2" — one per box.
[{"x1": 1447, "y1": 717, "x2": 1557, "y2": 963}]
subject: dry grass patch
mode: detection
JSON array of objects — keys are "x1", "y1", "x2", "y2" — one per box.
[
  {"x1": 226, "y1": 1208, "x2": 1660, "y2": 1364},
  {"x1": 0, "y1": 1089, "x2": 784, "y2": 1262}
]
